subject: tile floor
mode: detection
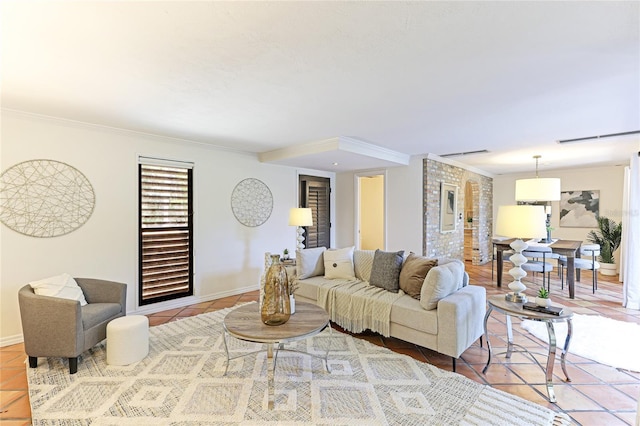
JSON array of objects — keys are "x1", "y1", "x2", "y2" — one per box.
[{"x1": 1, "y1": 262, "x2": 639, "y2": 425}]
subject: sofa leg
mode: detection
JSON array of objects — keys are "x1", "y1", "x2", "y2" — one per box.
[
  {"x1": 452, "y1": 357, "x2": 456, "y2": 372},
  {"x1": 28, "y1": 356, "x2": 37, "y2": 368},
  {"x1": 479, "y1": 336, "x2": 483, "y2": 348},
  {"x1": 69, "y1": 357, "x2": 78, "y2": 374}
]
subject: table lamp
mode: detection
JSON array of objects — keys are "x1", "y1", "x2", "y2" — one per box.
[
  {"x1": 289, "y1": 208, "x2": 313, "y2": 250},
  {"x1": 496, "y1": 205, "x2": 547, "y2": 303}
]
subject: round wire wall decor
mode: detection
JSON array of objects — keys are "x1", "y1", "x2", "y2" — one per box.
[
  {"x1": 230, "y1": 178, "x2": 273, "y2": 227},
  {"x1": 0, "y1": 159, "x2": 95, "y2": 237}
]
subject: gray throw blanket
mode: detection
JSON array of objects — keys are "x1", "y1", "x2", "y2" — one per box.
[{"x1": 316, "y1": 278, "x2": 403, "y2": 337}]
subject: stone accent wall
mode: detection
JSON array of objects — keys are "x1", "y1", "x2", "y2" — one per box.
[{"x1": 423, "y1": 158, "x2": 493, "y2": 264}]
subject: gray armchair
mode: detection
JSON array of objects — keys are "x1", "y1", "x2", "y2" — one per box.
[{"x1": 18, "y1": 278, "x2": 126, "y2": 374}]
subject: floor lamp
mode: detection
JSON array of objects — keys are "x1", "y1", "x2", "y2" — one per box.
[
  {"x1": 496, "y1": 205, "x2": 547, "y2": 303},
  {"x1": 289, "y1": 208, "x2": 313, "y2": 250}
]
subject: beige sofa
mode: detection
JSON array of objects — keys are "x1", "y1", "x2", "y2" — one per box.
[{"x1": 292, "y1": 248, "x2": 486, "y2": 371}]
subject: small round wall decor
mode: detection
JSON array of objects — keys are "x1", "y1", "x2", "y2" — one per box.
[
  {"x1": 231, "y1": 178, "x2": 273, "y2": 227},
  {"x1": 0, "y1": 159, "x2": 95, "y2": 237}
]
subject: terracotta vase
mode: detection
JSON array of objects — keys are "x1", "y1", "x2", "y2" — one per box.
[{"x1": 261, "y1": 254, "x2": 291, "y2": 326}]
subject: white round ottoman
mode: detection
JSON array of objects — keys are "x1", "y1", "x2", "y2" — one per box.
[{"x1": 106, "y1": 315, "x2": 149, "y2": 366}]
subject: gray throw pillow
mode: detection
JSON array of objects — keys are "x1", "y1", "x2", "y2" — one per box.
[{"x1": 369, "y1": 249, "x2": 405, "y2": 292}]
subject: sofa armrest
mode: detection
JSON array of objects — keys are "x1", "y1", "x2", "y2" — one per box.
[
  {"x1": 76, "y1": 278, "x2": 127, "y2": 310},
  {"x1": 18, "y1": 285, "x2": 84, "y2": 358},
  {"x1": 436, "y1": 285, "x2": 486, "y2": 358}
]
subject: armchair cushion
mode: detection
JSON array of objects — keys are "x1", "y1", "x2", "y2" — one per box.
[
  {"x1": 29, "y1": 273, "x2": 87, "y2": 306},
  {"x1": 81, "y1": 303, "x2": 123, "y2": 330}
]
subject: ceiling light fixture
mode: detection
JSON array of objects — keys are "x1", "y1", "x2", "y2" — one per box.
[{"x1": 515, "y1": 155, "x2": 561, "y2": 202}]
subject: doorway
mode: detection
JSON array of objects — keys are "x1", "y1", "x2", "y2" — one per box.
[
  {"x1": 356, "y1": 171, "x2": 385, "y2": 250},
  {"x1": 464, "y1": 180, "x2": 479, "y2": 262}
]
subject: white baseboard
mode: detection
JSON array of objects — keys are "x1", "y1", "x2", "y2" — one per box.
[{"x1": 0, "y1": 284, "x2": 260, "y2": 348}]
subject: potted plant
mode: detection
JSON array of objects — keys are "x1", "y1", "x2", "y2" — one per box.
[
  {"x1": 536, "y1": 287, "x2": 550, "y2": 308},
  {"x1": 587, "y1": 216, "x2": 622, "y2": 276},
  {"x1": 283, "y1": 248, "x2": 290, "y2": 260}
]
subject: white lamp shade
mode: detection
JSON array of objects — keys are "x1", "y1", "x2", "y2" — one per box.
[
  {"x1": 496, "y1": 205, "x2": 547, "y2": 239},
  {"x1": 515, "y1": 178, "x2": 561, "y2": 201},
  {"x1": 288, "y1": 208, "x2": 313, "y2": 226}
]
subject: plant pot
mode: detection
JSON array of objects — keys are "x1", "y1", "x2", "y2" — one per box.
[
  {"x1": 600, "y1": 262, "x2": 617, "y2": 276},
  {"x1": 536, "y1": 297, "x2": 551, "y2": 308}
]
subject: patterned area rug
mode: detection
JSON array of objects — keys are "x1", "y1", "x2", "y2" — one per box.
[{"x1": 27, "y1": 303, "x2": 570, "y2": 425}]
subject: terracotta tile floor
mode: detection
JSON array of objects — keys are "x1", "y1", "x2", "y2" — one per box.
[{"x1": 2, "y1": 262, "x2": 639, "y2": 425}]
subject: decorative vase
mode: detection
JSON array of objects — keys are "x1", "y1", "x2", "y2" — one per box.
[
  {"x1": 289, "y1": 294, "x2": 296, "y2": 315},
  {"x1": 261, "y1": 254, "x2": 291, "y2": 326},
  {"x1": 536, "y1": 297, "x2": 551, "y2": 308}
]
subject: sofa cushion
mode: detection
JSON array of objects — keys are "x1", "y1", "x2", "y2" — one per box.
[
  {"x1": 354, "y1": 249, "x2": 376, "y2": 282},
  {"x1": 390, "y1": 295, "x2": 438, "y2": 335},
  {"x1": 399, "y1": 254, "x2": 438, "y2": 299},
  {"x1": 29, "y1": 273, "x2": 88, "y2": 306},
  {"x1": 420, "y1": 260, "x2": 464, "y2": 310},
  {"x1": 296, "y1": 247, "x2": 326, "y2": 279},
  {"x1": 324, "y1": 246, "x2": 355, "y2": 279},
  {"x1": 369, "y1": 249, "x2": 404, "y2": 292}
]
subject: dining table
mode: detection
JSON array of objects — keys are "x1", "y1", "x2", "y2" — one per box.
[{"x1": 493, "y1": 239, "x2": 583, "y2": 299}]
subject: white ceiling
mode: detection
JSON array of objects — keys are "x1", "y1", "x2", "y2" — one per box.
[{"x1": 2, "y1": 1, "x2": 639, "y2": 175}]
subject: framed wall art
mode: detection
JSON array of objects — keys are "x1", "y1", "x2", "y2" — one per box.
[
  {"x1": 559, "y1": 190, "x2": 599, "y2": 228},
  {"x1": 440, "y1": 182, "x2": 457, "y2": 233},
  {"x1": 0, "y1": 159, "x2": 95, "y2": 237},
  {"x1": 230, "y1": 178, "x2": 273, "y2": 227}
]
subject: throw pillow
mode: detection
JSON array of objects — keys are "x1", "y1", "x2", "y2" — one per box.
[
  {"x1": 419, "y1": 260, "x2": 464, "y2": 310},
  {"x1": 399, "y1": 253, "x2": 438, "y2": 299},
  {"x1": 354, "y1": 249, "x2": 376, "y2": 282},
  {"x1": 369, "y1": 249, "x2": 405, "y2": 292},
  {"x1": 323, "y1": 246, "x2": 355, "y2": 279},
  {"x1": 296, "y1": 247, "x2": 326, "y2": 279},
  {"x1": 29, "y1": 273, "x2": 88, "y2": 306}
]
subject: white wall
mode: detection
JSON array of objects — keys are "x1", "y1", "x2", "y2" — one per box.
[
  {"x1": 0, "y1": 110, "x2": 333, "y2": 345},
  {"x1": 336, "y1": 156, "x2": 424, "y2": 254},
  {"x1": 493, "y1": 165, "x2": 626, "y2": 242}
]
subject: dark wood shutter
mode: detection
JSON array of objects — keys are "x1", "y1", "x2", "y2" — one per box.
[
  {"x1": 300, "y1": 175, "x2": 330, "y2": 249},
  {"x1": 139, "y1": 163, "x2": 193, "y2": 305}
]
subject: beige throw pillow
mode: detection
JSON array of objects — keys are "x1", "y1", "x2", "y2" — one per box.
[
  {"x1": 296, "y1": 247, "x2": 326, "y2": 279},
  {"x1": 323, "y1": 246, "x2": 355, "y2": 279},
  {"x1": 419, "y1": 260, "x2": 464, "y2": 310},
  {"x1": 399, "y1": 253, "x2": 438, "y2": 299}
]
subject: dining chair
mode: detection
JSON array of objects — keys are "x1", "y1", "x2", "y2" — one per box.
[
  {"x1": 510, "y1": 246, "x2": 555, "y2": 291},
  {"x1": 559, "y1": 243, "x2": 600, "y2": 294}
]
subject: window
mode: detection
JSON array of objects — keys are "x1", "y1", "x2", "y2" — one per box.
[
  {"x1": 299, "y1": 175, "x2": 330, "y2": 249},
  {"x1": 139, "y1": 159, "x2": 193, "y2": 305}
]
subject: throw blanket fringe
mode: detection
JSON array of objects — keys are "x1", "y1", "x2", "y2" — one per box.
[{"x1": 317, "y1": 278, "x2": 402, "y2": 337}]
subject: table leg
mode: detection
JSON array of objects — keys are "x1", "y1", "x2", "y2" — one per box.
[
  {"x1": 223, "y1": 331, "x2": 230, "y2": 375},
  {"x1": 561, "y1": 319, "x2": 572, "y2": 382},
  {"x1": 567, "y1": 256, "x2": 576, "y2": 299},
  {"x1": 545, "y1": 322, "x2": 558, "y2": 403},
  {"x1": 505, "y1": 315, "x2": 514, "y2": 358},
  {"x1": 267, "y1": 343, "x2": 275, "y2": 410},
  {"x1": 482, "y1": 306, "x2": 493, "y2": 374},
  {"x1": 496, "y1": 249, "x2": 504, "y2": 287}
]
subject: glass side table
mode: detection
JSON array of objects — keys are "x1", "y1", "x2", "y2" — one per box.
[{"x1": 482, "y1": 294, "x2": 574, "y2": 403}]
